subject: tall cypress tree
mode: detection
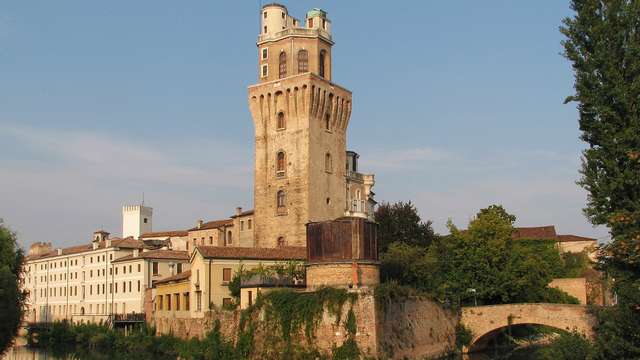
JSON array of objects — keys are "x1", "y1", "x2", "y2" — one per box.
[{"x1": 561, "y1": 0, "x2": 640, "y2": 357}]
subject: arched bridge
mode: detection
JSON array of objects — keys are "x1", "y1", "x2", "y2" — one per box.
[{"x1": 461, "y1": 303, "x2": 595, "y2": 352}]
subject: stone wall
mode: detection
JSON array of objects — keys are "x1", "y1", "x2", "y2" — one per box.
[
  {"x1": 152, "y1": 289, "x2": 379, "y2": 358},
  {"x1": 151, "y1": 289, "x2": 459, "y2": 359},
  {"x1": 153, "y1": 308, "x2": 240, "y2": 340},
  {"x1": 550, "y1": 278, "x2": 587, "y2": 304},
  {"x1": 377, "y1": 297, "x2": 458, "y2": 360}
]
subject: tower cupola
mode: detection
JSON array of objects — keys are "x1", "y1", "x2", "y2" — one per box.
[
  {"x1": 261, "y1": 3, "x2": 289, "y2": 36},
  {"x1": 306, "y1": 8, "x2": 331, "y2": 34}
]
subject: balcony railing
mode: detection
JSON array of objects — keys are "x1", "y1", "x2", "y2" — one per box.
[
  {"x1": 241, "y1": 274, "x2": 305, "y2": 288},
  {"x1": 346, "y1": 171, "x2": 364, "y2": 182},
  {"x1": 258, "y1": 28, "x2": 332, "y2": 43}
]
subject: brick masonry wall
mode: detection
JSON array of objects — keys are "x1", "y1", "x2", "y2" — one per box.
[{"x1": 306, "y1": 262, "x2": 380, "y2": 289}]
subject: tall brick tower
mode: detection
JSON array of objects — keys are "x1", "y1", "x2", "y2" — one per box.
[{"x1": 248, "y1": 4, "x2": 352, "y2": 248}]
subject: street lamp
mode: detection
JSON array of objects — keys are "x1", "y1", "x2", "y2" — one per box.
[{"x1": 467, "y1": 288, "x2": 477, "y2": 306}]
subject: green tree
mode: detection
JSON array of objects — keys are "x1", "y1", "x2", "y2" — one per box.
[
  {"x1": 562, "y1": 1, "x2": 640, "y2": 357},
  {"x1": 379, "y1": 205, "x2": 578, "y2": 306},
  {"x1": 476, "y1": 204, "x2": 517, "y2": 225},
  {"x1": 374, "y1": 201, "x2": 438, "y2": 253},
  {"x1": 0, "y1": 221, "x2": 26, "y2": 354}
]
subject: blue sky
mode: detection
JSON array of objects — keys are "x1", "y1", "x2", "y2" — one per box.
[{"x1": 0, "y1": 1, "x2": 609, "y2": 248}]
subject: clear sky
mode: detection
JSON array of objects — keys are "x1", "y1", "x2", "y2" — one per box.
[{"x1": 0, "y1": 1, "x2": 609, "y2": 248}]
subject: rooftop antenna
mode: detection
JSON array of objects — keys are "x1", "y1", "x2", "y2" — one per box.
[
  {"x1": 142, "y1": 192, "x2": 145, "y2": 206},
  {"x1": 258, "y1": 0, "x2": 262, "y2": 34}
]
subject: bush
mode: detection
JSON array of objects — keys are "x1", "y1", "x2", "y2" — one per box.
[
  {"x1": 537, "y1": 329, "x2": 593, "y2": 360},
  {"x1": 454, "y1": 323, "x2": 473, "y2": 350}
]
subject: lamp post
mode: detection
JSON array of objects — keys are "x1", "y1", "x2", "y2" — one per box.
[{"x1": 467, "y1": 288, "x2": 477, "y2": 306}]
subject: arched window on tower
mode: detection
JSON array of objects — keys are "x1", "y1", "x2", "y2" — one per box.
[
  {"x1": 277, "y1": 111, "x2": 286, "y2": 130},
  {"x1": 279, "y1": 51, "x2": 287, "y2": 79},
  {"x1": 276, "y1": 151, "x2": 286, "y2": 176},
  {"x1": 319, "y1": 50, "x2": 327, "y2": 78},
  {"x1": 227, "y1": 231, "x2": 233, "y2": 246},
  {"x1": 298, "y1": 50, "x2": 308, "y2": 73},
  {"x1": 277, "y1": 190, "x2": 286, "y2": 208},
  {"x1": 324, "y1": 113, "x2": 331, "y2": 131},
  {"x1": 325, "y1": 152, "x2": 332, "y2": 173}
]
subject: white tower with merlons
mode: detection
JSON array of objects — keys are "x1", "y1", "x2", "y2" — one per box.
[{"x1": 122, "y1": 205, "x2": 153, "y2": 239}]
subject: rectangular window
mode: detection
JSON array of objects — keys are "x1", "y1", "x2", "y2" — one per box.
[
  {"x1": 152, "y1": 262, "x2": 158, "y2": 275},
  {"x1": 138, "y1": 264, "x2": 141, "y2": 272},
  {"x1": 167, "y1": 294, "x2": 172, "y2": 311},
  {"x1": 138, "y1": 280, "x2": 141, "y2": 292},
  {"x1": 222, "y1": 268, "x2": 231, "y2": 283},
  {"x1": 175, "y1": 293, "x2": 180, "y2": 311},
  {"x1": 248, "y1": 219, "x2": 252, "y2": 229},
  {"x1": 177, "y1": 263, "x2": 183, "y2": 274},
  {"x1": 241, "y1": 221, "x2": 244, "y2": 230},
  {"x1": 196, "y1": 292, "x2": 202, "y2": 311},
  {"x1": 184, "y1": 293, "x2": 190, "y2": 311},
  {"x1": 129, "y1": 265, "x2": 132, "y2": 273},
  {"x1": 261, "y1": 64, "x2": 268, "y2": 78},
  {"x1": 209, "y1": 236, "x2": 213, "y2": 245},
  {"x1": 248, "y1": 291, "x2": 253, "y2": 306},
  {"x1": 158, "y1": 295, "x2": 163, "y2": 310}
]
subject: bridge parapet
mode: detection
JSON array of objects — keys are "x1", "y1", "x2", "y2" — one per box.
[{"x1": 461, "y1": 303, "x2": 595, "y2": 352}]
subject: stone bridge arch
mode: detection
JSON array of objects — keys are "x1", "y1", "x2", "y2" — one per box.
[{"x1": 461, "y1": 303, "x2": 595, "y2": 352}]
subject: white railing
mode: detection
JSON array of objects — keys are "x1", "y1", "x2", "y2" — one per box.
[{"x1": 258, "y1": 28, "x2": 332, "y2": 43}]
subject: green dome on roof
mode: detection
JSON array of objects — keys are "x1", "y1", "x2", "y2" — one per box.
[{"x1": 306, "y1": 8, "x2": 327, "y2": 18}]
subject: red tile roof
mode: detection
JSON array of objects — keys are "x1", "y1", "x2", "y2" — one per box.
[
  {"x1": 155, "y1": 270, "x2": 191, "y2": 285},
  {"x1": 189, "y1": 219, "x2": 233, "y2": 231},
  {"x1": 231, "y1": 209, "x2": 255, "y2": 218},
  {"x1": 112, "y1": 250, "x2": 189, "y2": 263},
  {"x1": 196, "y1": 246, "x2": 306, "y2": 261},
  {"x1": 512, "y1": 226, "x2": 557, "y2": 240},
  {"x1": 25, "y1": 237, "x2": 143, "y2": 261},
  {"x1": 557, "y1": 234, "x2": 597, "y2": 243},
  {"x1": 140, "y1": 230, "x2": 188, "y2": 238}
]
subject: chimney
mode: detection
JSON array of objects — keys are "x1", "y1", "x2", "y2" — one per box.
[
  {"x1": 56, "y1": 248, "x2": 63, "y2": 256},
  {"x1": 106, "y1": 239, "x2": 111, "y2": 248},
  {"x1": 235, "y1": 207, "x2": 243, "y2": 216},
  {"x1": 133, "y1": 249, "x2": 139, "y2": 257},
  {"x1": 197, "y1": 219, "x2": 204, "y2": 229}
]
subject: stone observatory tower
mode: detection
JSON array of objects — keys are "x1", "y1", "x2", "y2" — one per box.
[{"x1": 248, "y1": 4, "x2": 352, "y2": 248}]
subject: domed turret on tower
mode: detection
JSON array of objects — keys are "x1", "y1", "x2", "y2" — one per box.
[{"x1": 256, "y1": 3, "x2": 333, "y2": 82}]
